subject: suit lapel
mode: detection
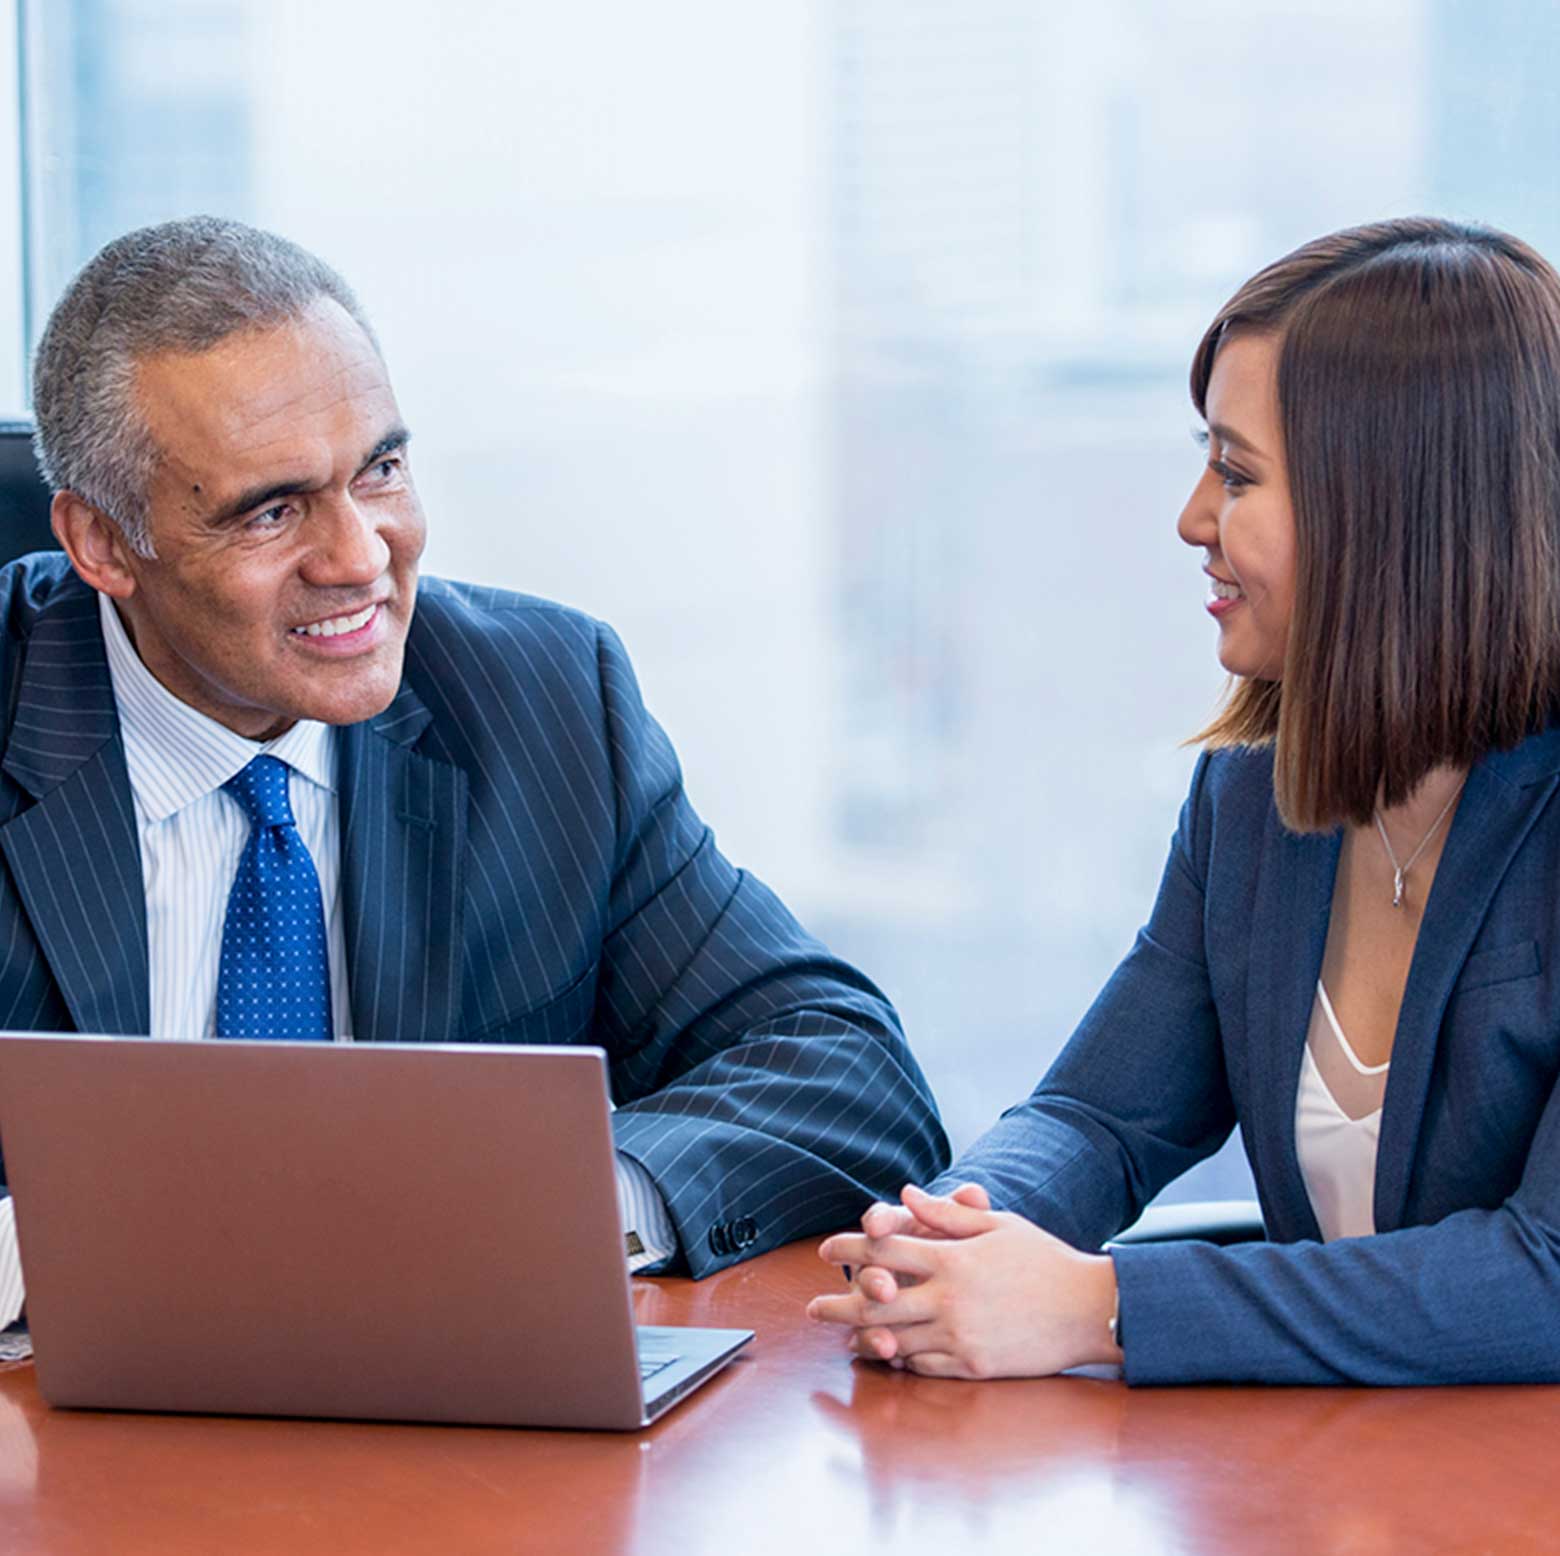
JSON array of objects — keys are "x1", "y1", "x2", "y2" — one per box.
[
  {"x1": 1374, "y1": 747, "x2": 1560, "y2": 1229},
  {"x1": 1244, "y1": 806, "x2": 1340, "y2": 1241},
  {"x1": 337, "y1": 683, "x2": 468, "y2": 1045},
  {"x1": 0, "y1": 578, "x2": 150, "y2": 1034}
]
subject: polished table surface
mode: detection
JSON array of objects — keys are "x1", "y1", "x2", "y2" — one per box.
[{"x1": 2, "y1": 1239, "x2": 1558, "y2": 1554}]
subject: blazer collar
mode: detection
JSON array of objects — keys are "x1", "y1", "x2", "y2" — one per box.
[
  {"x1": 1243, "y1": 812, "x2": 1338, "y2": 1242},
  {"x1": 336, "y1": 677, "x2": 467, "y2": 1046},
  {"x1": 1373, "y1": 753, "x2": 1560, "y2": 1227},
  {"x1": 364, "y1": 678, "x2": 435, "y2": 750}
]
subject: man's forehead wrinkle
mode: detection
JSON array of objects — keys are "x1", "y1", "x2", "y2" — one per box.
[
  {"x1": 205, "y1": 335, "x2": 396, "y2": 436},
  {"x1": 136, "y1": 305, "x2": 389, "y2": 430},
  {"x1": 142, "y1": 367, "x2": 396, "y2": 497}
]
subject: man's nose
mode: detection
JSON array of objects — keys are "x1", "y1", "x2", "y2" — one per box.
[{"x1": 304, "y1": 494, "x2": 390, "y2": 585}]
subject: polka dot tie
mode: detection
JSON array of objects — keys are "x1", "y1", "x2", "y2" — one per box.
[{"x1": 215, "y1": 756, "x2": 332, "y2": 1041}]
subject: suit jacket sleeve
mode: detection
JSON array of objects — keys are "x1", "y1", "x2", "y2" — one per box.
[
  {"x1": 930, "y1": 752, "x2": 1237, "y2": 1250},
  {"x1": 590, "y1": 623, "x2": 949, "y2": 1276},
  {"x1": 1110, "y1": 1153, "x2": 1560, "y2": 1384}
]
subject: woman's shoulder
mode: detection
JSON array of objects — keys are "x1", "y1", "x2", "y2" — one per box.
[
  {"x1": 1191, "y1": 742, "x2": 1278, "y2": 822},
  {"x1": 1173, "y1": 744, "x2": 1281, "y2": 876}
]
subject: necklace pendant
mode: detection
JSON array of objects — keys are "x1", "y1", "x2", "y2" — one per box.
[{"x1": 1392, "y1": 869, "x2": 1405, "y2": 908}]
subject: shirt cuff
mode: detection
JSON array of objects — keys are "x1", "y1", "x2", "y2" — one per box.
[
  {"x1": 615, "y1": 1152, "x2": 677, "y2": 1274},
  {"x1": 0, "y1": 1197, "x2": 24, "y2": 1328}
]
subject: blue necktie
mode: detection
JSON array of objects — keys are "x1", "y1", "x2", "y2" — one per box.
[{"x1": 215, "y1": 756, "x2": 332, "y2": 1041}]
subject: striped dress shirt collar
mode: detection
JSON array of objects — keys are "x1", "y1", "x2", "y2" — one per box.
[{"x1": 97, "y1": 592, "x2": 336, "y2": 812}]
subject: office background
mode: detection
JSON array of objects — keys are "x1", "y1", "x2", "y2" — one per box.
[{"x1": 2, "y1": 0, "x2": 1557, "y2": 1202}]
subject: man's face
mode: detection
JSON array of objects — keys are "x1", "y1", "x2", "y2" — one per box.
[{"x1": 112, "y1": 299, "x2": 426, "y2": 740}]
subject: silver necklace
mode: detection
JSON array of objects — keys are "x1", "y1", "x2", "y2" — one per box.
[{"x1": 1372, "y1": 780, "x2": 1466, "y2": 908}]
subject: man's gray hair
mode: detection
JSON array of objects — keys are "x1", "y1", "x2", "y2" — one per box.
[{"x1": 31, "y1": 215, "x2": 378, "y2": 557}]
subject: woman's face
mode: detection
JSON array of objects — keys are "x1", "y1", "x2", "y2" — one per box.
[{"x1": 1176, "y1": 331, "x2": 1296, "y2": 680}]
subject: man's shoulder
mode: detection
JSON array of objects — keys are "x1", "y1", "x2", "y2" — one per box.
[
  {"x1": 0, "y1": 551, "x2": 88, "y2": 637},
  {"x1": 0, "y1": 553, "x2": 95, "y2": 692},
  {"x1": 410, "y1": 576, "x2": 601, "y2": 655},
  {"x1": 0, "y1": 555, "x2": 98, "y2": 777},
  {"x1": 401, "y1": 577, "x2": 615, "y2": 725}
]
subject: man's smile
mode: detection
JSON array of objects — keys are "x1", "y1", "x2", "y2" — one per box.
[{"x1": 289, "y1": 601, "x2": 383, "y2": 638}]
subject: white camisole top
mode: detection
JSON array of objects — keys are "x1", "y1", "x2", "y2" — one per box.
[{"x1": 1293, "y1": 980, "x2": 1390, "y2": 1241}]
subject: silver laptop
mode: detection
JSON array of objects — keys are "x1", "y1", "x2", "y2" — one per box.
[{"x1": 0, "y1": 1035, "x2": 751, "y2": 1429}]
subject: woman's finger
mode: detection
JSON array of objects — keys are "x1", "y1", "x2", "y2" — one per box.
[
  {"x1": 807, "y1": 1280, "x2": 937, "y2": 1329},
  {"x1": 904, "y1": 1351, "x2": 969, "y2": 1379},
  {"x1": 857, "y1": 1264, "x2": 900, "y2": 1304},
  {"x1": 850, "y1": 1325, "x2": 900, "y2": 1361},
  {"x1": 819, "y1": 1232, "x2": 944, "y2": 1278},
  {"x1": 861, "y1": 1201, "x2": 920, "y2": 1239},
  {"x1": 901, "y1": 1184, "x2": 999, "y2": 1238},
  {"x1": 818, "y1": 1232, "x2": 872, "y2": 1268},
  {"x1": 949, "y1": 1181, "x2": 992, "y2": 1212},
  {"x1": 806, "y1": 1290, "x2": 863, "y2": 1326},
  {"x1": 868, "y1": 1319, "x2": 946, "y2": 1360}
]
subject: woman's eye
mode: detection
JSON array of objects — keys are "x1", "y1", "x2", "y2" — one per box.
[{"x1": 1209, "y1": 459, "x2": 1250, "y2": 494}]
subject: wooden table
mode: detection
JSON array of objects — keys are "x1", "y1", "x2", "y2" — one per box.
[{"x1": 1, "y1": 1239, "x2": 1557, "y2": 1554}]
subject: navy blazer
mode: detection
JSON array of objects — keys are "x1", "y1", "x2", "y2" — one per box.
[
  {"x1": 0, "y1": 555, "x2": 948, "y2": 1276},
  {"x1": 941, "y1": 737, "x2": 1560, "y2": 1384}
]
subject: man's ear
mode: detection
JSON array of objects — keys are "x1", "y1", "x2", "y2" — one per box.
[{"x1": 51, "y1": 492, "x2": 141, "y2": 598}]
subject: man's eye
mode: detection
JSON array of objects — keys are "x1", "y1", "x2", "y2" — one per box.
[{"x1": 246, "y1": 503, "x2": 292, "y2": 530}]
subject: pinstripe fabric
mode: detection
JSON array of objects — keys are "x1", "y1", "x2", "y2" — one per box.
[{"x1": 0, "y1": 556, "x2": 945, "y2": 1276}]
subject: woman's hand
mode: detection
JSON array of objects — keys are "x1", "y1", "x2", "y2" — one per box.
[
  {"x1": 843, "y1": 1182, "x2": 992, "y2": 1344},
  {"x1": 808, "y1": 1183, "x2": 1122, "y2": 1379}
]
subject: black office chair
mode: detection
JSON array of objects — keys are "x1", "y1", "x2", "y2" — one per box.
[{"x1": 0, "y1": 419, "x2": 60, "y2": 565}]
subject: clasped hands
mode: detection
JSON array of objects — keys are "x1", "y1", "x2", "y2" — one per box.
[{"x1": 807, "y1": 1183, "x2": 1123, "y2": 1379}]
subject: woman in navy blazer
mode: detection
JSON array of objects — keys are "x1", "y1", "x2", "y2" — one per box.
[{"x1": 810, "y1": 216, "x2": 1560, "y2": 1384}]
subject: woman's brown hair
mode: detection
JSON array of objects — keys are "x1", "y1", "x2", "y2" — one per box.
[{"x1": 1192, "y1": 216, "x2": 1560, "y2": 832}]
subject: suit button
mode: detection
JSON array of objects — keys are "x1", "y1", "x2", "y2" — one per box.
[
  {"x1": 707, "y1": 1224, "x2": 730, "y2": 1256},
  {"x1": 737, "y1": 1217, "x2": 757, "y2": 1247}
]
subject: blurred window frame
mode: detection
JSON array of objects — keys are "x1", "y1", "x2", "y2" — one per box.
[{"x1": 0, "y1": 0, "x2": 25, "y2": 412}]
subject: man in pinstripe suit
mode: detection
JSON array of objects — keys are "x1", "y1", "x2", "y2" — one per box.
[{"x1": 0, "y1": 217, "x2": 946, "y2": 1322}]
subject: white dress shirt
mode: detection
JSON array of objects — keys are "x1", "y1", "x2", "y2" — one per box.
[{"x1": 0, "y1": 595, "x2": 674, "y2": 1328}]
